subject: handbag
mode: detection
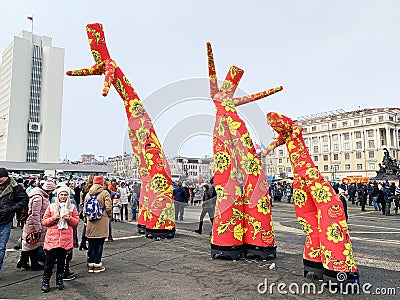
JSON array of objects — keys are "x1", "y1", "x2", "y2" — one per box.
[{"x1": 26, "y1": 230, "x2": 41, "y2": 245}]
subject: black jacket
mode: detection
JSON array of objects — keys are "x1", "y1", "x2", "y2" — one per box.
[{"x1": 0, "y1": 177, "x2": 29, "y2": 225}]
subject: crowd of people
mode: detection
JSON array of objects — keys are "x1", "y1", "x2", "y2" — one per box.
[{"x1": 0, "y1": 167, "x2": 141, "y2": 293}]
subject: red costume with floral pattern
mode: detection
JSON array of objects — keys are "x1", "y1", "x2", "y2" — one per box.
[{"x1": 66, "y1": 23, "x2": 174, "y2": 238}]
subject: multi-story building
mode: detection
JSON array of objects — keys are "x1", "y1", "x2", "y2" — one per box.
[
  {"x1": 107, "y1": 153, "x2": 139, "y2": 179},
  {"x1": 0, "y1": 30, "x2": 64, "y2": 163},
  {"x1": 264, "y1": 108, "x2": 400, "y2": 181},
  {"x1": 167, "y1": 155, "x2": 214, "y2": 180}
]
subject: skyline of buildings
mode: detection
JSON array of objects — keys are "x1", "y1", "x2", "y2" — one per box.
[{"x1": 0, "y1": 30, "x2": 64, "y2": 163}]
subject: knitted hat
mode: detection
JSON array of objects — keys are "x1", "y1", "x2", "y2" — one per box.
[
  {"x1": 57, "y1": 185, "x2": 71, "y2": 196},
  {"x1": 0, "y1": 167, "x2": 8, "y2": 178},
  {"x1": 42, "y1": 180, "x2": 57, "y2": 191},
  {"x1": 93, "y1": 176, "x2": 105, "y2": 185}
]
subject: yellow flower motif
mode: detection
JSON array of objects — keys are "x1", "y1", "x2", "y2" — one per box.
[
  {"x1": 214, "y1": 151, "x2": 231, "y2": 173},
  {"x1": 306, "y1": 168, "x2": 320, "y2": 179},
  {"x1": 310, "y1": 182, "x2": 332, "y2": 203},
  {"x1": 320, "y1": 245, "x2": 332, "y2": 269},
  {"x1": 326, "y1": 222, "x2": 344, "y2": 243},
  {"x1": 230, "y1": 167, "x2": 238, "y2": 180},
  {"x1": 155, "y1": 202, "x2": 175, "y2": 228},
  {"x1": 91, "y1": 50, "x2": 101, "y2": 64},
  {"x1": 240, "y1": 152, "x2": 261, "y2": 176},
  {"x1": 129, "y1": 98, "x2": 145, "y2": 118},
  {"x1": 235, "y1": 186, "x2": 242, "y2": 196},
  {"x1": 343, "y1": 242, "x2": 357, "y2": 270},
  {"x1": 240, "y1": 132, "x2": 253, "y2": 149},
  {"x1": 140, "y1": 167, "x2": 149, "y2": 176},
  {"x1": 123, "y1": 75, "x2": 132, "y2": 87},
  {"x1": 250, "y1": 220, "x2": 262, "y2": 240},
  {"x1": 216, "y1": 119, "x2": 225, "y2": 136},
  {"x1": 309, "y1": 247, "x2": 321, "y2": 259},
  {"x1": 221, "y1": 80, "x2": 233, "y2": 93},
  {"x1": 287, "y1": 141, "x2": 297, "y2": 152},
  {"x1": 226, "y1": 116, "x2": 241, "y2": 136},
  {"x1": 233, "y1": 223, "x2": 247, "y2": 242},
  {"x1": 134, "y1": 153, "x2": 141, "y2": 167},
  {"x1": 145, "y1": 152, "x2": 154, "y2": 170},
  {"x1": 297, "y1": 217, "x2": 313, "y2": 236},
  {"x1": 257, "y1": 196, "x2": 271, "y2": 215},
  {"x1": 293, "y1": 189, "x2": 307, "y2": 208},
  {"x1": 151, "y1": 173, "x2": 168, "y2": 193},
  {"x1": 290, "y1": 152, "x2": 300, "y2": 162},
  {"x1": 136, "y1": 127, "x2": 150, "y2": 144},
  {"x1": 221, "y1": 97, "x2": 236, "y2": 112},
  {"x1": 232, "y1": 208, "x2": 244, "y2": 220},
  {"x1": 215, "y1": 185, "x2": 227, "y2": 202}
]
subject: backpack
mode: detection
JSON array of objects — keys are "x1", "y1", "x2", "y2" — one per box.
[{"x1": 85, "y1": 193, "x2": 104, "y2": 221}]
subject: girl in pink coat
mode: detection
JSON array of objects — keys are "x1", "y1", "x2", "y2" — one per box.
[{"x1": 40, "y1": 186, "x2": 79, "y2": 293}]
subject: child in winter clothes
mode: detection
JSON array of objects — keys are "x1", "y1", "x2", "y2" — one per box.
[
  {"x1": 40, "y1": 186, "x2": 79, "y2": 293},
  {"x1": 112, "y1": 194, "x2": 122, "y2": 222}
]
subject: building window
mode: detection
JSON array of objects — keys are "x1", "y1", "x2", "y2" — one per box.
[
  {"x1": 367, "y1": 129, "x2": 374, "y2": 137},
  {"x1": 312, "y1": 126, "x2": 316, "y2": 132},
  {"x1": 286, "y1": 167, "x2": 292, "y2": 173},
  {"x1": 368, "y1": 163, "x2": 375, "y2": 170},
  {"x1": 342, "y1": 121, "x2": 348, "y2": 127},
  {"x1": 321, "y1": 124, "x2": 327, "y2": 130},
  {"x1": 279, "y1": 149, "x2": 284, "y2": 156},
  {"x1": 313, "y1": 156, "x2": 318, "y2": 162},
  {"x1": 389, "y1": 116, "x2": 394, "y2": 121},
  {"x1": 333, "y1": 164, "x2": 339, "y2": 171},
  {"x1": 313, "y1": 146, "x2": 319, "y2": 153},
  {"x1": 332, "y1": 123, "x2": 337, "y2": 129},
  {"x1": 332, "y1": 134, "x2": 339, "y2": 141},
  {"x1": 312, "y1": 137, "x2": 318, "y2": 144},
  {"x1": 345, "y1": 164, "x2": 351, "y2": 170},
  {"x1": 343, "y1": 133, "x2": 349, "y2": 140},
  {"x1": 379, "y1": 116, "x2": 384, "y2": 122},
  {"x1": 322, "y1": 135, "x2": 328, "y2": 142},
  {"x1": 333, "y1": 154, "x2": 339, "y2": 160},
  {"x1": 368, "y1": 151, "x2": 374, "y2": 159},
  {"x1": 323, "y1": 155, "x2": 329, "y2": 161},
  {"x1": 287, "y1": 158, "x2": 290, "y2": 163},
  {"x1": 345, "y1": 153, "x2": 350, "y2": 160},
  {"x1": 324, "y1": 165, "x2": 329, "y2": 171},
  {"x1": 354, "y1": 120, "x2": 359, "y2": 125},
  {"x1": 355, "y1": 131, "x2": 361, "y2": 138},
  {"x1": 366, "y1": 118, "x2": 372, "y2": 124},
  {"x1": 333, "y1": 144, "x2": 339, "y2": 151},
  {"x1": 356, "y1": 141, "x2": 362, "y2": 149},
  {"x1": 278, "y1": 158, "x2": 282, "y2": 163},
  {"x1": 356, "y1": 163, "x2": 363, "y2": 170},
  {"x1": 356, "y1": 152, "x2": 362, "y2": 159},
  {"x1": 323, "y1": 145, "x2": 329, "y2": 152},
  {"x1": 303, "y1": 127, "x2": 308, "y2": 133},
  {"x1": 304, "y1": 138, "x2": 309, "y2": 146},
  {"x1": 278, "y1": 168, "x2": 282, "y2": 173},
  {"x1": 344, "y1": 142, "x2": 350, "y2": 150},
  {"x1": 368, "y1": 140, "x2": 375, "y2": 148}
]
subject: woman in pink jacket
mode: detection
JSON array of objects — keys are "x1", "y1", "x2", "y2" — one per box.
[{"x1": 40, "y1": 186, "x2": 79, "y2": 293}]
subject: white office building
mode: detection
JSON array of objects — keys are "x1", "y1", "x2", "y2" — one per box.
[{"x1": 0, "y1": 30, "x2": 64, "y2": 163}]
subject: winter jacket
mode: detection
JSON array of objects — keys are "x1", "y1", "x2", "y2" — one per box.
[
  {"x1": 42, "y1": 202, "x2": 79, "y2": 251},
  {"x1": 202, "y1": 189, "x2": 216, "y2": 208},
  {"x1": 22, "y1": 187, "x2": 51, "y2": 251},
  {"x1": 84, "y1": 184, "x2": 112, "y2": 239},
  {"x1": 0, "y1": 177, "x2": 29, "y2": 225},
  {"x1": 173, "y1": 186, "x2": 189, "y2": 203}
]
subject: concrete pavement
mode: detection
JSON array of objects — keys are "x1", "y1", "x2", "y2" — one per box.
[{"x1": 0, "y1": 204, "x2": 399, "y2": 299}]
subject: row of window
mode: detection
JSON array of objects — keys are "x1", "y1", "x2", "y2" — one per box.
[
  {"x1": 303, "y1": 116, "x2": 394, "y2": 133},
  {"x1": 277, "y1": 163, "x2": 375, "y2": 174}
]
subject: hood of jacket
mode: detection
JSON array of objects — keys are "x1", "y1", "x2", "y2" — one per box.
[
  {"x1": 0, "y1": 177, "x2": 18, "y2": 198},
  {"x1": 89, "y1": 184, "x2": 105, "y2": 195}
]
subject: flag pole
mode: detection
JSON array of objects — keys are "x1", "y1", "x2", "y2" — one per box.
[{"x1": 27, "y1": 16, "x2": 33, "y2": 33}]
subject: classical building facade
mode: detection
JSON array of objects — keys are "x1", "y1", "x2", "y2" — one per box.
[
  {"x1": 264, "y1": 108, "x2": 400, "y2": 181},
  {"x1": 0, "y1": 31, "x2": 64, "y2": 163}
]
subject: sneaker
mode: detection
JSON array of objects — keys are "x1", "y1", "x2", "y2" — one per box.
[
  {"x1": 88, "y1": 263, "x2": 95, "y2": 273},
  {"x1": 64, "y1": 272, "x2": 75, "y2": 280},
  {"x1": 93, "y1": 263, "x2": 105, "y2": 273},
  {"x1": 107, "y1": 236, "x2": 114, "y2": 242}
]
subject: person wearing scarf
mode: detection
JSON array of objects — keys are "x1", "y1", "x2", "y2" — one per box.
[{"x1": 41, "y1": 186, "x2": 79, "y2": 293}]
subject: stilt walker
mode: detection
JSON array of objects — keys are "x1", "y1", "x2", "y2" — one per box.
[
  {"x1": 207, "y1": 42, "x2": 282, "y2": 259},
  {"x1": 66, "y1": 23, "x2": 175, "y2": 239},
  {"x1": 265, "y1": 112, "x2": 359, "y2": 284}
]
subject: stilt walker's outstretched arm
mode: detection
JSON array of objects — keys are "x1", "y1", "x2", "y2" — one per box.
[{"x1": 66, "y1": 23, "x2": 175, "y2": 238}]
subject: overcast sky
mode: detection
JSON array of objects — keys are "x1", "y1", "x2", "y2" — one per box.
[{"x1": 1, "y1": 1, "x2": 400, "y2": 161}]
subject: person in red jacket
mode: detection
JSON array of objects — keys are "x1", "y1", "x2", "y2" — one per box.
[{"x1": 40, "y1": 186, "x2": 79, "y2": 293}]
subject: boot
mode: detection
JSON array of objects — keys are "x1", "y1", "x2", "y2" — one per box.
[
  {"x1": 16, "y1": 251, "x2": 30, "y2": 270},
  {"x1": 79, "y1": 242, "x2": 88, "y2": 251},
  {"x1": 56, "y1": 273, "x2": 64, "y2": 290},
  {"x1": 41, "y1": 273, "x2": 51, "y2": 293},
  {"x1": 29, "y1": 249, "x2": 44, "y2": 271},
  {"x1": 195, "y1": 221, "x2": 203, "y2": 234}
]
